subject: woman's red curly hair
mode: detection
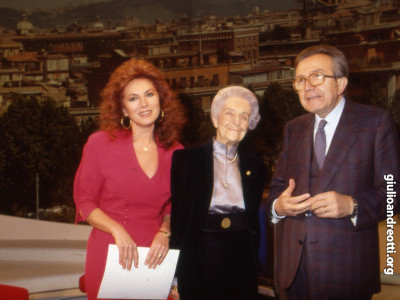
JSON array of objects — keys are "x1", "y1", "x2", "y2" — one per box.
[{"x1": 99, "y1": 58, "x2": 185, "y2": 148}]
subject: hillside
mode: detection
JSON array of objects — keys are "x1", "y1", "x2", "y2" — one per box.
[{"x1": 0, "y1": 0, "x2": 300, "y2": 30}]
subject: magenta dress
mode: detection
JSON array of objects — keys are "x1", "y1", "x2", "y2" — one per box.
[{"x1": 74, "y1": 130, "x2": 182, "y2": 300}]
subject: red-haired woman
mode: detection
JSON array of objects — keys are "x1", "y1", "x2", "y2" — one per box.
[{"x1": 74, "y1": 58, "x2": 185, "y2": 300}]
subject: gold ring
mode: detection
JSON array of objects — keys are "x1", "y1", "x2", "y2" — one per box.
[
  {"x1": 171, "y1": 286, "x2": 178, "y2": 291},
  {"x1": 158, "y1": 254, "x2": 163, "y2": 258},
  {"x1": 324, "y1": 207, "x2": 327, "y2": 213}
]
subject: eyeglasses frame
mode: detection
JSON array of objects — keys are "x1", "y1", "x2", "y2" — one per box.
[{"x1": 292, "y1": 72, "x2": 341, "y2": 91}]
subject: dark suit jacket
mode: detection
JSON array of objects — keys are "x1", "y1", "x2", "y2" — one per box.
[
  {"x1": 170, "y1": 140, "x2": 267, "y2": 283},
  {"x1": 268, "y1": 100, "x2": 400, "y2": 297}
]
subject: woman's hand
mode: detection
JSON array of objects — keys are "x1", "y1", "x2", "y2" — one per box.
[
  {"x1": 112, "y1": 225, "x2": 139, "y2": 271},
  {"x1": 85, "y1": 208, "x2": 139, "y2": 271},
  {"x1": 145, "y1": 230, "x2": 170, "y2": 269}
]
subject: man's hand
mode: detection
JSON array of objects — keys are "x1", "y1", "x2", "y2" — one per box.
[
  {"x1": 275, "y1": 179, "x2": 311, "y2": 217},
  {"x1": 309, "y1": 191, "x2": 354, "y2": 218}
]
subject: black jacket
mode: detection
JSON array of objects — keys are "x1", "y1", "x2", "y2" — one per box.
[{"x1": 170, "y1": 140, "x2": 267, "y2": 279}]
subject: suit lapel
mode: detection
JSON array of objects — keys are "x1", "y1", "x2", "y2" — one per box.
[
  {"x1": 238, "y1": 147, "x2": 253, "y2": 209},
  {"x1": 200, "y1": 141, "x2": 215, "y2": 215},
  {"x1": 314, "y1": 101, "x2": 357, "y2": 193},
  {"x1": 294, "y1": 115, "x2": 314, "y2": 195}
]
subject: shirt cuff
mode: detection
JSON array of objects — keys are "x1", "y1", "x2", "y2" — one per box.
[
  {"x1": 351, "y1": 215, "x2": 357, "y2": 226},
  {"x1": 271, "y1": 199, "x2": 285, "y2": 224}
]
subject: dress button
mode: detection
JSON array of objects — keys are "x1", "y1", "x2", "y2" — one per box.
[
  {"x1": 124, "y1": 215, "x2": 128, "y2": 218},
  {"x1": 299, "y1": 240, "x2": 303, "y2": 245}
]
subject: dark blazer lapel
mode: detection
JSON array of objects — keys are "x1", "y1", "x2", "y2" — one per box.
[
  {"x1": 238, "y1": 147, "x2": 254, "y2": 209},
  {"x1": 314, "y1": 101, "x2": 357, "y2": 194},
  {"x1": 200, "y1": 140, "x2": 215, "y2": 215}
]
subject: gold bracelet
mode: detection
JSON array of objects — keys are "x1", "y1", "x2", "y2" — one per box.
[{"x1": 158, "y1": 230, "x2": 171, "y2": 239}]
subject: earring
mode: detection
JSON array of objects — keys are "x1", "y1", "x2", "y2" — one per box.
[
  {"x1": 157, "y1": 110, "x2": 165, "y2": 122},
  {"x1": 120, "y1": 117, "x2": 131, "y2": 129}
]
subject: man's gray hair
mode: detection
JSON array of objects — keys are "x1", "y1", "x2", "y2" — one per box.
[{"x1": 294, "y1": 44, "x2": 349, "y2": 78}]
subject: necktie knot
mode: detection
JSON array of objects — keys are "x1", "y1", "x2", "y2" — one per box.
[{"x1": 318, "y1": 119, "x2": 327, "y2": 130}]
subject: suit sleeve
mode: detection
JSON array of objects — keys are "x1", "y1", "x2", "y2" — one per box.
[
  {"x1": 266, "y1": 122, "x2": 290, "y2": 220},
  {"x1": 248, "y1": 157, "x2": 267, "y2": 248},
  {"x1": 354, "y1": 111, "x2": 400, "y2": 230}
]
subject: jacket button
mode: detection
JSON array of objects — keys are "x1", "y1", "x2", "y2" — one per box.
[{"x1": 298, "y1": 240, "x2": 303, "y2": 245}]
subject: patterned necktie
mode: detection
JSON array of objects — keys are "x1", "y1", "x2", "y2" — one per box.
[{"x1": 314, "y1": 119, "x2": 327, "y2": 170}]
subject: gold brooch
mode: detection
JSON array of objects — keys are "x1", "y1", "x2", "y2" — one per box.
[
  {"x1": 246, "y1": 171, "x2": 251, "y2": 176},
  {"x1": 221, "y1": 217, "x2": 231, "y2": 229}
]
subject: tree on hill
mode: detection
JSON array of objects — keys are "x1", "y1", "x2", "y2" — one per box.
[
  {"x1": 245, "y1": 82, "x2": 305, "y2": 184},
  {"x1": 0, "y1": 96, "x2": 82, "y2": 218},
  {"x1": 390, "y1": 89, "x2": 400, "y2": 139},
  {"x1": 351, "y1": 82, "x2": 388, "y2": 110},
  {"x1": 178, "y1": 93, "x2": 214, "y2": 147}
]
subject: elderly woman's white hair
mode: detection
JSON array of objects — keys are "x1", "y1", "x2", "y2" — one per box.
[{"x1": 210, "y1": 85, "x2": 261, "y2": 130}]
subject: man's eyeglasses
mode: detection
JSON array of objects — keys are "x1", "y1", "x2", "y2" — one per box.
[{"x1": 293, "y1": 72, "x2": 341, "y2": 91}]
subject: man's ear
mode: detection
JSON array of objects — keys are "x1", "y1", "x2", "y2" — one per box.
[{"x1": 337, "y1": 77, "x2": 348, "y2": 96}]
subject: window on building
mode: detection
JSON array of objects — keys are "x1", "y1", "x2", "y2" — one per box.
[
  {"x1": 190, "y1": 76, "x2": 195, "y2": 88},
  {"x1": 197, "y1": 75, "x2": 204, "y2": 87},
  {"x1": 211, "y1": 74, "x2": 219, "y2": 86},
  {"x1": 179, "y1": 77, "x2": 187, "y2": 89}
]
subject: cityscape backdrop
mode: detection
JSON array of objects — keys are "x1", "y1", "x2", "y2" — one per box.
[
  {"x1": 0, "y1": 0, "x2": 399, "y2": 297},
  {"x1": 0, "y1": 0, "x2": 398, "y2": 219}
]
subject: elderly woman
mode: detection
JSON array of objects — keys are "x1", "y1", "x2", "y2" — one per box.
[
  {"x1": 74, "y1": 58, "x2": 185, "y2": 300},
  {"x1": 170, "y1": 86, "x2": 267, "y2": 300}
]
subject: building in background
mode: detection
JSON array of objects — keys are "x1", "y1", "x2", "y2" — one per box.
[{"x1": 0, "y1": 1, "x2": 398, "y2": 121}]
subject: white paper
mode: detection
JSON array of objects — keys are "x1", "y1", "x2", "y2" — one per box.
[{"x1": 98, "y1": 245, "x2": 179, "y2": 299}]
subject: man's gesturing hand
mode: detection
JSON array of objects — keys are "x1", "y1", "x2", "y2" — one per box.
[{"x1": 275, "y1": 179, "x2": 311, "y2": 217}]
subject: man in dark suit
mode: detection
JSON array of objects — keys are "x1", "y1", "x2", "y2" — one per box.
[{"x1": 268, "y1": 45, "x2": 400, "y2": 300}]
